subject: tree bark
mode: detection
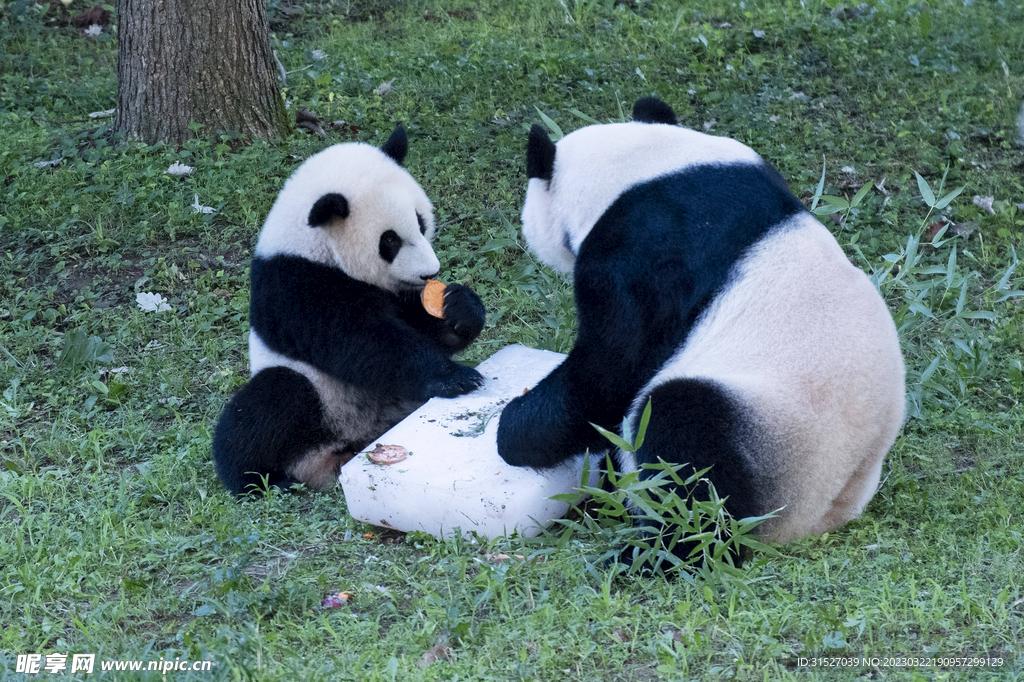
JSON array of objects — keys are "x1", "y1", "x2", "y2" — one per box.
[{"x1": 115, "y1": 0, "x2": 290, "y2": 144}]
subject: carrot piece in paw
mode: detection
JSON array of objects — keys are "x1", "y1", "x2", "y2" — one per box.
[{"x1": 422, "y1": 279, "x2": 447, "y2": 318}]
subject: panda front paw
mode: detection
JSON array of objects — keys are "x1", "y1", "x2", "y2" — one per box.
[
  {"x1": 442, "y1": 284, "x2": 486, "y2": 341},
  {"x1": 432, "y1": 363, "x2": 485, "y2": 399}
]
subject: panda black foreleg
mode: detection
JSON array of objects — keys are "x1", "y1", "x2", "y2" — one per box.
[
  {"x1": 618, "y1": 378, "x2": 764, "y2": 573},
  {"x1": 212, "y1": 366, "x2": 336, "y2": 496},
  {"x1": 497, "y1": 347, "x2": 630, "y2": 468}
]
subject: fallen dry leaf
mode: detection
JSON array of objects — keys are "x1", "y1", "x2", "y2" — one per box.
[
  {"x1": 660, "y1": 628, "x2": 684, "y2": 642},
  {"x1": 192, "y1": 194, "x2": 215, "y2": 214},
  {"x1": 165, "y1": 162, "x2": 195, "y2": 176},
  {"x1": 950, "y1": 221, "x2": 976, "y2": 238},
  {"x1": 296, "y1": 109, "x2": 326, "y2": 137},
  {"x1": 320, "y1": 591, "x2": 353, "y2": 608},
  {"x1": 71, "y1": 5, "x2": 111, "y2": 28},
  {"x1": 417, "y1": 639, "x2": 452, "y2": 667},
  {"x1": 924, "y1": 218, "x2": 950, "y2": 241},
  {"x1": 367, "y1": 444, "x2": 409, "y2": 465},
  {"x1": 136, "y1": 291, "x2": 172, "y2": 313},
  {"x1": 972, "y1": 195, "x2": 995, "y2": 214}
]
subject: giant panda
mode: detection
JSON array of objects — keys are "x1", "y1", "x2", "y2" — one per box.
[
  {"x1": 496, "y1": 97, "x2": 905, "y2": 560},
  {"x1": 213, "y1": 125, "x2": 487, "y2": 496}
]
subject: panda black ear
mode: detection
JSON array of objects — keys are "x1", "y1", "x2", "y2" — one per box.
[
  {"x1": 632, "y1": 97, "x2": 678, "y2": 125},
  {"x1": 309, "y1": 193, "x2": 349, "y2": 228},
  {"x1": 381, "y1": 124, "x2": 408, "y2": 166},
  {"x1": 527, "y1": 124, "x2": 556, "y2": 182}
]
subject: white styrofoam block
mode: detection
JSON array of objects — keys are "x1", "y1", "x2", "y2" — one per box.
[{"x1": 339, "y1": 345, "x2": 603, "y2": 539}]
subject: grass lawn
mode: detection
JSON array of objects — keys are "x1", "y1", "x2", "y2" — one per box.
[{"x1": 1, "y1": 0, "x2": 1022, "y2": 679}]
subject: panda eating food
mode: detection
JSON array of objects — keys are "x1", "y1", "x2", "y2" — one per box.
[
  {"x1": 496, "y1": 97, "x2": 905, "y2": 558},
  {"x1": 213, "y1": 125, "x2": 487, "y2": 495}
]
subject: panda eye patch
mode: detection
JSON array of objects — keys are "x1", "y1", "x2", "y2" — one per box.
[
  {"x1": 379, "y1": 230, "x2": 403, "y2": 263},
  {"x1": 416, "y1": 213, "x2": 427, "y2": 235}
]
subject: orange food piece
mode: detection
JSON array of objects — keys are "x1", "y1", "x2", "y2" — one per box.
[{"x1": 422, "y1": 279, "x2": 446, "y2": 318}]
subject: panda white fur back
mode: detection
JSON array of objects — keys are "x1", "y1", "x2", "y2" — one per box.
[
  {"x1": 496, "y1": 97, "x2": 905, "y2": 557},
  {"x1": 213, "y1": 126, "x2": 487, "y2": 495}
]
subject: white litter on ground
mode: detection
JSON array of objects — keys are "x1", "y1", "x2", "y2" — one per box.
[{"x1": 340, "y1": 345, "x2": 603, "y2": 539}]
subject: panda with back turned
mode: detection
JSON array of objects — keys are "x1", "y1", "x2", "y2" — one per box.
[
  {"x1": 496, "y1": 97, "x2": 905, "y2": 560},
  {"x1": 213, "y1": 125, "x2": 486, "y2": 495}
]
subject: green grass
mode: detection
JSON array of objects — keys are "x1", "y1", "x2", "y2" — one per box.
[{"x1": 1, "y1": 0, "x2": 1023, "y2": 679}]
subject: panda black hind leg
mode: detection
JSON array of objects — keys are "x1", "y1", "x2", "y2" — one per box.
[
  {"x1": 620, "y1": 377, "x2": 767, "y2": 570},
  {"x1": 212, "y1": 366, "x2": 339, "y2": 496}
]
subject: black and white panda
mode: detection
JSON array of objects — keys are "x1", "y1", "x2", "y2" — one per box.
[
  {"x1": 213, "y1": 125, "x2": 487, "y2": 495},
  {"x1": 496, "y1": 97, "x2": 905, "y2": 554}
]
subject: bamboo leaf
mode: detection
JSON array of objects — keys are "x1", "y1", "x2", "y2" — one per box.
[
  {"x1": 633, "y1": 398, "x2": 652, "y2": 451},
  {"x1": 534, "y1": 106, "x2": 564, "y2": 140},
  {"x1": 955, "y1": 278, "x2": 969, "y2": 315},
  {"x1": 994, "y1": 260, "x2": 1018, "y2": 292},
  {"x1": 810, "y1": 156, "x2": 826, "y2": 211},
  {"x1": 919, "y1": 355, "x2": 941, "y2": 384},
  {"x1": 959, "y1": 310, "x2": 997, "y2": 321},
  {"x1": 914, "y1": 170, "x2": 936, "y2": 207},
  {"x1": 849, "y1": 181, "x2": 873, "y2": 208},
  {"x1": 934, "y1": 185, "x2": 965, "y2": 209},
  {"x1": 568, "y1": 108, "x2": 601, "y2": 125},
  {"x1": 591, "y1": 423, "x2": 632, "y2": 451},
  {"x1": 946, "y1": 245, "x2": 957, "y2": 290}
]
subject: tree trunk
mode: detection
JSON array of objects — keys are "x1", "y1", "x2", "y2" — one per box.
[{"x1": 115, "y1": 0, "x2": 290, "y2": 144}]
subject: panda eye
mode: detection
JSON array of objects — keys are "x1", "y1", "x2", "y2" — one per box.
[
  {"x1": 416, "y1": 213, "x2": 427, "y2": 235},
  {"x1": 379, "y1": 230, "x2": 403, "y2": 263}
]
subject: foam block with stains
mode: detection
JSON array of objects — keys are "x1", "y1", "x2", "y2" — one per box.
[{"x1": 339, "y1": 345, "x2": 603, "y2": 538}]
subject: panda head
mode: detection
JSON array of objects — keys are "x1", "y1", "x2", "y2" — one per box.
[
  {"x1": 520, "y1": 97, "x2": 763, "y2": 273},
  {"x1": 256, "y1": 125, "x2": 441, "y2": 295}
]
